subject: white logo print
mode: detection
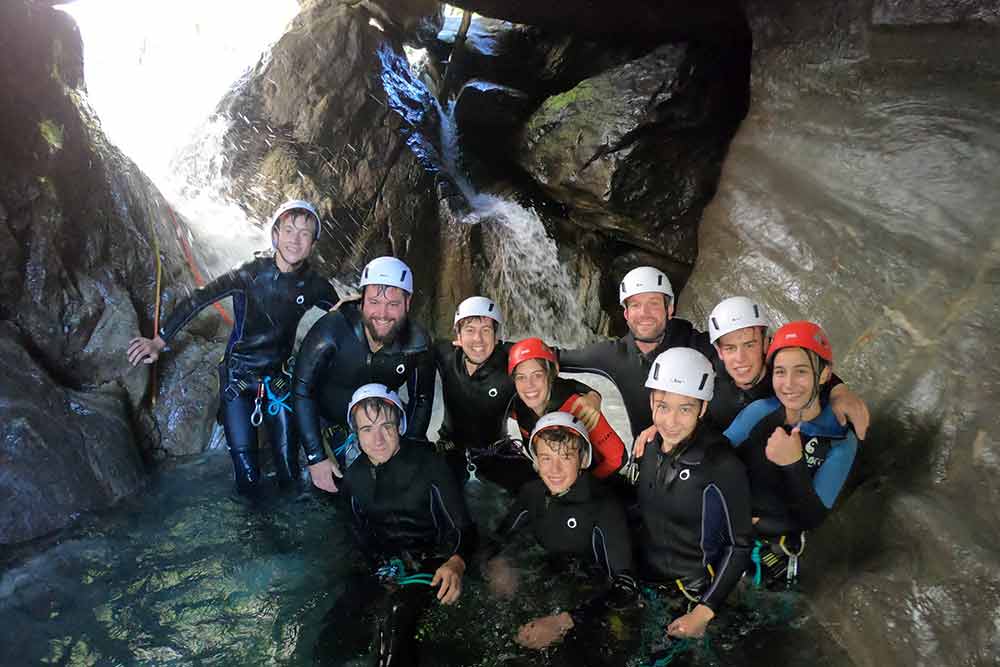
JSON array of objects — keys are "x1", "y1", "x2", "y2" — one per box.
[
  {"x1": 679, "y1": 469, "x2": 691, "y2": 481},
  {"x1": 488, "y1": 388, "x2": 498, "y2": 398},
  {"x1": 567, "y1": 518, "x2": 578, "y2": 529},
  {"x1": 396, "y1": 364, "x2": 406, "y2": 374},
  {"x1": 296, "y1": 295, "x2": 305, "y2": 305}
]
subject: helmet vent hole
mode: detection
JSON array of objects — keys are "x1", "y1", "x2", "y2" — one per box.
[
  {"x1": 652, "y1": 363, "x2": 660, "y2": 381},
  {"x1": 698, "y1": 373, "x2": 708, "y2": 390},
  {"x1": 711, "y1": 317, "x2": 719, "y2": 331},
  {"x1": 753, "y1": 305, "x2": 759, "y2": 318}
]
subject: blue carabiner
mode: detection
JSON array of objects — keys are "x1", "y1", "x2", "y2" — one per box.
[{"x1": 264, "y1": 376, "x2": 293, "y2": 416}]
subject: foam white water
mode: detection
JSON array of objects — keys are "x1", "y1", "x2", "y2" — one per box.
[{"x1": 58, "y1": 0, "x2": 299, "y2": 273}]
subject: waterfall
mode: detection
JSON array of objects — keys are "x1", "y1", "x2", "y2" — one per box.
[{"x1": 436, "y1": 101, "x2": 593, "y2": 347}]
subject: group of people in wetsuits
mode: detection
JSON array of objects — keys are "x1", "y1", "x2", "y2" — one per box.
[{"x1": 127, "y1": 200, "x2": 870, "y2": 665}]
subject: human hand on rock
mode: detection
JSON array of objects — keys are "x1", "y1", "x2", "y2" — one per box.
[
  {"x1": 766, "y1": 426, "x2": 803, "y2": 466},
  {"x1": 127, "y1": 335, "x2": 166, "y2": 366}
]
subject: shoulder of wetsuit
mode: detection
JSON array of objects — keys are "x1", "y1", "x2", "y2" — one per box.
[
  {"x1": 799, "y1": 400, "x2": 850, "y2": 439},
  {"x1": 516, "y1": 478, "x2": 548, "y2": 511},
  {"x1": 245, "y1": 254, "x2": 275, "y2": 278},
  {"x1": 398, "y1": 319, "x2": 431, "y2": 354},
  {"x1": 724, "y1": 396, "x2": 782, "y2": 446}
]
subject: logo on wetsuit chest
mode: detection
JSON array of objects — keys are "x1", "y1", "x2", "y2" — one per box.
[
  {"x1": 566, "y1": 517, "x2": 578, "y2": 529},
  {"x1": 396, "y1": 363, "x2": 406, "y2": 374},
  {"x1": 803, "y1": 437, "x2": 828, "y2": 468},
  {"x1": 296, "y1": 294, "x2": 305, "y2": 305},
  {"x1": 678, "y1": 469, "x2": 691, "y2": 481},
  {"x1": 488, "y1": 387, "x2": 498, "y2": 398}
]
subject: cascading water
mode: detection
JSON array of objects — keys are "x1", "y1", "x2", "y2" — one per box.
[{"x1": 436, "y1": 101, "x2": 593, "y2": 348}]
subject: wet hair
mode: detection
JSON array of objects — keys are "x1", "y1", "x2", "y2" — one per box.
[
  {"x1": 363, "y1": 283, "x2": 409, "y2": 301},
  {"x1": 352, "y1": 397, "x2": 402, "y2": 430},
  {"x1": 454, "y1": 315, "x2": 499, "y2": 334},
  {"x1": 275, "y1": 209, "x2": 317, "y2": 234},
  {"x1": 531, "y1": 427, "x2": 585, "y2": 461}
]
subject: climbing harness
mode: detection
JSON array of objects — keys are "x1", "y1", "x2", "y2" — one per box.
[{"x1": 751, "y1": 533, "x2": 806, "y2": 587}]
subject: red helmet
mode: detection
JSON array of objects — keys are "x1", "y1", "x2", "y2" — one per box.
[
  {"x1": 766, "y1": 321, "x2": 833, "y2": 364},
  {"x1": 508, "y1": 338, "x2": 558, "y2": 375}
]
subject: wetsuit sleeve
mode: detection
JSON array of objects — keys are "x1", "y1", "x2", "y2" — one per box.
[
  {"x1": 404, "y1": 349, "x2": 435, "y2": 440},
  {"x1": 723, "y1": 397, "x2": 781, "y2": 447},
  {"x1": 157, "y1": 262, "x2": 251, "y2": 343},
  {"x1": 428, "y1": 454, "x2": 477, "y2": 563},
  {"x1": 557, "y1": 340, "x2": 618, "y2": 378},
  {"x1": 698, "y1": 453, "x2": 753, "y2": 612},
  {"x1": 780, "y1": 431, "x2": 859, "y2": 530},
  {"x1": 292, "y1": 314, "x2": 340, "y2": 464}
]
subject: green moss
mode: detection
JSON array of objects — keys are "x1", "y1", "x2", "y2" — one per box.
[
  {"x1": 39, "y1": 119, "x2": 64, "y2": 152},
  {"x1": 541, "y1": 81, "x2": 596, "y2": 115}
]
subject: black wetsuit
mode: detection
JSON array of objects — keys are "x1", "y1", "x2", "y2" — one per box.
[
  {"x1": 636, "y1": 424, "x2": 752, "y2": 613},
  {"x1": 157, "y1": 254, "x2": 338, "y2": 492},
  {"x1": 292, "y1": 301, "x2": 434, "y2": 465},
  {"x1": 558, "y1": 319, "x2": 709, "y2": 438},
  {"x1": 432, "y1": 340, "x2": 534, "y2": 492},
  {"x1": 315, "y1": 441, "x2": 476, "y2": 666},
  {"x1": 493, "y1": 474, "x2": 639, "y2": 657}
]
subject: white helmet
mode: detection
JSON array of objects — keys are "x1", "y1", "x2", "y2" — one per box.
[
  {"x1": 360, "y1": 256, "x2": 413, "y2": 294},
  {"x1": 346, "y1": 383, "x2": 407, "y2": 435},
  {"x1": 270, "y1": 199, "x2": 321, "y2": 242},
  {"x1": 619, "y1": 266, "x2": 674, "y2": 306},
  {"x1": 645, "y1": 347, "x2": 715, "y2": 402},
  {"x1": 707, "y1": 296, "x2": 770, "y2": 344},
  {"x1": 527, "y1": 411, "x2": 592, "y2": 468},
  {"x1": 453, "y1": 296, "x2": 502, "y2": 330}
]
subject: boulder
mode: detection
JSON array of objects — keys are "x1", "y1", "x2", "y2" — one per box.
[
  {"x1": 206, "y1": 0, "x2": 446, "y2": 328},
  {"x1": 444, "y1": 0, "x2": 745, "y2": 41},
  {"x1": 0, "y1": 1, "x2": 224, "y2": 544},
  {"x1": 454, "y1": 80, "x2": 533, "y2": 135},
  {"x1": 680, "y1": 1, "x2": 1000, "y2": 663},
  {"x1": 519, "y1": 37, "x2": 750, "y2": 268}
]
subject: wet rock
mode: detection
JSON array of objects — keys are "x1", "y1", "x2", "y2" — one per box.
[
  {"x1": 207, "y1": 0, "x2": 446, "y2": 329},
  {"x1": 872, "y1": 0, "x2": 1000, "y2": 25},
  {"x1": 0, "y1": 1, "x2": 223, "y2": 544},
  {"x1": 445, "y1": 0, "x2": 745, "y2": 40},
  {"x1": 436, "y1": 15, "x2": 648, "y2": 100},
  {"x1": 0, "y1": 323, "x2": 144, "y2": 546},
  {"x1": 680, "y1": 2, "x2": 1000, "y2": 662},
  {"x1": 454, "y1": 80, "x2": 532, "y2": 136},
  {"x1": 519, "y1": 37, "x2": 750, "y2": 268}
]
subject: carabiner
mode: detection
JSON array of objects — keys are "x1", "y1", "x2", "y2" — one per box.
[
  {"x1": 250, "y1": 384, "x2": 264, "y2": 426},
  {"x1": 465, "y1": 449, "x2": 480, "y2": 484}
]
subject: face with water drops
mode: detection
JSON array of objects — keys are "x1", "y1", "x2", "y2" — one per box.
[
  {"x1": 272, "y1": 212, "x2": 316, "y2": 268},
  {"x1": 361, "y1": 285, "x2": 409, "y2": 344},
  {"x1": 623, "y1": 293, "x2": 673, "y2": 342},
  {"x1": 513, "y1": 358, "x2": 552, "y2": 414},
  {"x1": 455, "y1": 317, "x2": 498, "y2": 365},
  {"x1": 353, "y1": 400, "x2": 402, "y2": 465}
]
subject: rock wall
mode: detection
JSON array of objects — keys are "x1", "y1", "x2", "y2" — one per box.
[
  {"x1": 205, "y1": 0, "x2": 447, "y2": 329},
  {"x1": 680, "y1": 1, "x2": 1000, "y2": 663},
  {"x1": 0, "y1": 1, "x2": 223, "y2": 545}
]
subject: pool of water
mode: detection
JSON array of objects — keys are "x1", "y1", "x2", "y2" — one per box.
[{"x1": 0, "y1": 446, "x2": 855, "y2": 666}]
